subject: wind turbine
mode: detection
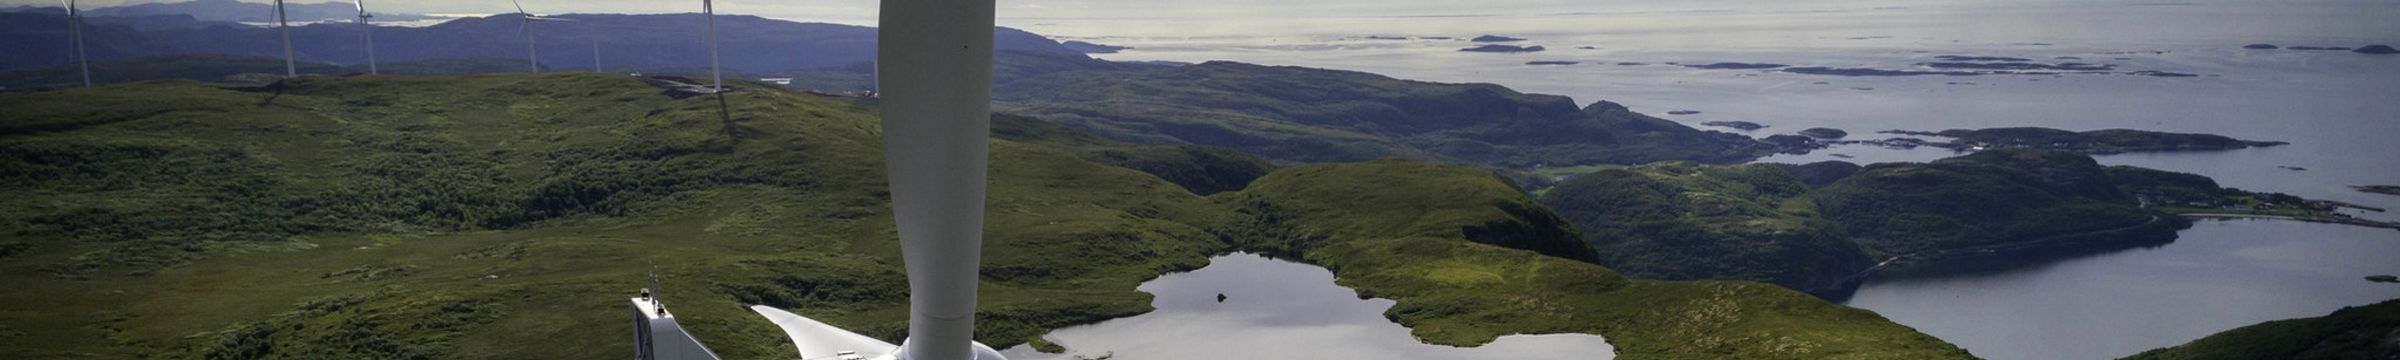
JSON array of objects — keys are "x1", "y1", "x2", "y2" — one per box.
[
  {"x1": 703, "y1": 0, "x2": 722, "y2": 92},
  {"x1": 877, "y1": 0, "x2": 1004, "y2": 357},
  {"x1": 355, "y1": 0, "x2": 377, "y2": 75},
  {"x1": 62, "y1": 0, "x2": 90, "y2": 87},
  {"x1": 510, "y1": 0, "x2": 572, "y2": 73},
  {"x1": 630, "y1": 0, "x2": 1010, "y2": 359},
  {"x1": 275, "y1": 0, "x2": 295, "y2": 77}
]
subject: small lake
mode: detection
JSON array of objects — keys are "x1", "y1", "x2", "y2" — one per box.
[
  {"x1": 1841, "y1": 219, "x2": 2400, "y2": 360},
  {"x1": 996, "y1": 253, "x2": 1617, "y2": 360}
]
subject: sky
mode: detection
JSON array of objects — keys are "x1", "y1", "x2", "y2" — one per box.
[{"x1": 7, "y1": 0, "x2": 1920, "y2": 26}]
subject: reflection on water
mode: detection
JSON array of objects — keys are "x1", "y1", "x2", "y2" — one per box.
[
  {"x1": 1843, "y1": 220, "x2": 2400, "y2": 360},
  {"x1": 997, "y1": 253, "x2": 1616, "y2": 360}
]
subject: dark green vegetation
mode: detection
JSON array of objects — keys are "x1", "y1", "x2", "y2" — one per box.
[
  {"x1": 1222, "y1": 160, "x2": 1969, "y2": 358},
  {"x1": 2123, "y1": 299, "x2": 2400, "y2": 360},
  {"x1": 1532, "y1": 150, "x2": 2299, "y2": 293},
  {"x1": 994, "y1": 60, "x2": 1767, "y2": 167},
  {"x1": 1538, "y1": 162, "x2": 1871, "y2": 293},
  {"x1": 1817, "y1": 150, "x2": 2186, "y2": 257},
  {"x1": 0, "y1": 74, "x2": 1235, "y2": 359},
  {"x1": 1887, "y1": 127, "x2": 2287, "y2": 154},
  {"x1": 0, "y1": 74, "x2": 1966, "y2": 359}
]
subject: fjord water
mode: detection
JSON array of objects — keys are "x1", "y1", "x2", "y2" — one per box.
[
  {"x1": 1002, "y1": 0, "x2": 2400, "y2": 358},
  {"x1": 996, "y1": 253, "x2": 1617, "y2": 360},
  {"x1": 1845, "y1": 220, "x2": 2400, "y2": 360}
]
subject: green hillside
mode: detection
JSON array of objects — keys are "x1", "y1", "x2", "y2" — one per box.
[
  {"x1": 1533, "y1": 151, "x2": 2229, "y2": 293},
  {"x1": 1537, "y1": 162, "x2": 1872, "y2": 293},
  {"x1": 0, "y1": 74, "x2": 1239, "y2": 359},
  {"x1": 0, "y1": 74, "x2": 1961, "y2": 359},
  {"x1": 993, "y1": 60, "x2": 1767, "y2": 168},
  {"x1": 1815, "y1": 149, "x2": 2185, "y2": 257},
  {"x1": 2123, "y1": 299, "x2": 2400, "y2": 360},
  {"x1": 1225, "y1": 160, "x2": 1970, "y2": 359}
]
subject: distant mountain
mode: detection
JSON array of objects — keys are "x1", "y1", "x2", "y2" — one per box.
[
  {"x1": 37, "y1": 0, "x2": 437, "y2": 23},
  {"x1": 993, "y1": 59, "x2": 1768, "y2": 167},
  {"x1": 0, "y1": 12, "x2": 1082, "y2": 73}
]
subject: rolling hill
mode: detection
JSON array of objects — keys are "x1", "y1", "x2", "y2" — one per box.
[{"x1": 0, "y1": 74, "x2": 1962, "y2": 359}]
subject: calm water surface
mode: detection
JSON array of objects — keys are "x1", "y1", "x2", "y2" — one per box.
[
  {"x1": 996, "y1": 253, "x2": 1617, "y2": 360},
  {"x1": 1843, "y1": 220, "x2": 2400, "y2": 360}
]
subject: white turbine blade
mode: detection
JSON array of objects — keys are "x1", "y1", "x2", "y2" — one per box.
[
  {"x1": 511, "y1": 0, "x2": 526, "y2": 16},
  {"x1": 878, "y1": 0, "x2": 999, "y2": 359},
  {"x1": 354, "y1": 0, "x2": 365, "y2": 15},
  {"x1": 750, "y1": 305, "x2": 899, "y2": 359}
]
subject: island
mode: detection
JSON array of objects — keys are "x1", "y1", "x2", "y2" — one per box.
[
  {"x1": 1934, "y1": 55, "x2": 2034, "y2": 62},
  {"x1": 2242, "y1": 44, "x2": 2279, "y2": 49},
  {"x1": 1470, "y1": 35, "x2": 1527, "y2": 42},
  {"x1": 2357, "y1": 185, "x2": 2400, "y2": 197},
  {"x1": 2371, "y1": 275, "x2": 2399, "y2": 283},
  {"x1": 1459, "y1": 44, "x2": 1546, "y2": 53},
  {"x1": 2358, "y1": 45, "x2": 2399, "y2": 54},
  {"x1": 1666, "y1": 110, "x2": 1702, "y2": 115},
  {"x1": 1876, "y1": 127, "x2": 2287, "y2": 154},
  {"x1": 1682, "y1": 62, "x2": 1789, "y2": 70},
  {"x1": 1799, "y1": 127, "x2": 1849, "y2": 139},
  {"x1": 1524, "y1": 61, "x2": 1581, "y2": 66},
  {"x1": 1060, "y1": 40, "x2": 1131, "y2": 54},
  {"x1": 1702, "y1": 121, "x2": 1767, "y2": 130}
]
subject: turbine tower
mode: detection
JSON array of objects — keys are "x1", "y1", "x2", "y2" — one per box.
[
  {"x1": 703, "y1": 0, "x2": 722, "y2": 92},
  {"x1": 627, "y1": 0, "x2": 1009, "y2": 358},
  {"x1": 275, "y1": 0, "x2": 295, "y2": 77},
  {"x1": 511, "y1": 0, "x2": 572, "y2": 73},
  {"x1": 355, "y1": 0, "x2": 377, "y2": 75},
  {"x1": 878, "y1": 0, "x2": 1001, "y2": 358},
  {"x1": 62, "y1": 0, "x2": 90, "y2": 87}
]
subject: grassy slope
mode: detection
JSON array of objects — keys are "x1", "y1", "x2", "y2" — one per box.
[
  {"x1": 0, "y1": 74, "x2": 1233, "y2": 359},
  {"x1": 1224, "y1": 160, "x2": 1970, "y2": 359},
  {"x1": 1815, "y1": 149, "x2": 2182, "y2": 257},
  {"x1": 2122, "y1": 299, "x2": 2400, "y2": 360},
  {"x1": 0, "y1": 74, "x2": 1965, "y2": 359},
  {"x1": 1537, "y1": 162, "x2": 1873, "y2": 292}
]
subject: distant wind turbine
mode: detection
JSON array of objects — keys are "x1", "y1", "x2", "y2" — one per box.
[
  {"x1": 62, "y1": 0, "x2": 90, "y2": 87},
  {"x1": 275, "y1": 0, "x2": 295, "y2": 77},
  {"x1": 703, "y1": 0, "x2": 722, "y2": 92},
  {"x1": 510, "y1": 0, "x2": 573, "y2": 73},
  {"x1": 355, "y1": 0, "x2": 377, "y2": 75}
]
